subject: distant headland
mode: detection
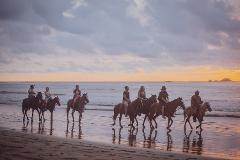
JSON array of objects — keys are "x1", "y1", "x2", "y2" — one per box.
[{"x1": 208, "y1": 78, "x2": 232, "y2": 82}]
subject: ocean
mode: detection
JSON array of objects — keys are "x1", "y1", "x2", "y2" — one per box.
[
  {"x1": 0, "y1": 81, "x2": 239, "y2": 159},
  {"x1": 0, "y1": 81, "x2": 240, "y2": 117}
]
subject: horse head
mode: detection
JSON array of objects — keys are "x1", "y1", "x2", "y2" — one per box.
[
  {"x1": 203, "y1": 102, "x2": 212, "y2": 112},
  {"x1": 54, "y1": 96, "x2": 61, "y2": 106},
  {"x1": 149, "y1": 94, "x2": 157, "y2": 103},
  {"x1": 177, "y1": 97, "x2": 185, "y2": 110},
  {"x1": 36, "y1": 92, "x2": 43, "y2": 100},
  {"x1": 82, "y1": 93, "x2": 89, "y2": 104}
]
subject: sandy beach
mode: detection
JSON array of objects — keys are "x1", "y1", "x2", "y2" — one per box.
[{"x1": 0, "y1": 126, "x2": 225, "y2": 160}]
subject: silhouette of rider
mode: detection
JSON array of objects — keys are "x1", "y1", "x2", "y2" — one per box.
[
  {"x1": 44, "y1": 87, "x2": 52, "y2": 104},
  {"x1": 191, "y1": 90, "x2": 203, "y2": 122},
  {"x1": 158, "y1": 86, "x2": 169, "y2": 119},
  {"x1": 28, "y1": 85, "x2": 36, "y2": 98},
  {"x1": 73, "y1": 85, "x2": 81, "y2": 107},
  {"x1": 138, "y1": 86, "x2": 146, "y2": 99},
  {"x1": 123, "y1": 86, "x2": 131, "y2": 117}
]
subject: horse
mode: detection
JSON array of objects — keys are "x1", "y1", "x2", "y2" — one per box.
[
  {"x1": 141, "y1": 95, "x2": 157, "y2": 127},
  {"x1": 22, "y1": 92, "x2": 43, "y2": 122},
  {"x1": 66, "y1": 93, "x2": 89, "y2": 123},
  {"x1": 127, "y1": 98, "x2": 144, "y2": 129},
  {"x1": 112, "y1": 95, "x2": 156, "y2": 128},
  {"x1": 184, "y1": 102, "x2": 212, "y2": 131},
  {"x1": 40, "y1": 96, "x2": 61, "y2": 122},
  {"x1": 149, "y1": 97, "x2": 185, "y2": 129}
]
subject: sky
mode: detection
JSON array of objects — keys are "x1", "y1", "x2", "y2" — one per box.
[{"x1": 0, "y1": 0, "x2": 240, "y2": 81}]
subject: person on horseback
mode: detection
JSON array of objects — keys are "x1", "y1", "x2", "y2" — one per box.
[
  {"x1": 138, "y1": 86, "x2": 146, "y2": 99},
  {"x1": 28, "y1": 85, "x2": 35, "y2": 98},
  {"x1": 73, "y1": 85, "x2": 81, "y2": 107},
  {"x1": 158, "y1": 86, "x2": 169, "y2": 119},
  {"x1": 44, "y1": 87, "x2": 52, "y2": 104},
  {"x1": 123, "y1": 86, "x2": 131, "y2": 117},
  {"x1": 191, "y1": 90, "x2": 203, "y2": 122}
]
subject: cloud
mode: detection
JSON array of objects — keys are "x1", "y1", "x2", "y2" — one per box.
[{"x1": 0, "y1": 0, "x2": 239, "y2": 76}]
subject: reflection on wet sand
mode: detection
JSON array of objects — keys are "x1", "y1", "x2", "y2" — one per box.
[
  {"x1": 143, "y1": 128, "x2": 157, "y2": 149},
  {"x1": 183, "y1": 129, "x2": 203, "y2": 155},
  {"x1": 166, "y1": 130, "x2": 173, "y2": 151},
  {"x1": 66, "y1": 121, "x2": 82, "y2": 139},
  {"x1": 112, "y1": 127, "x2": 122, "y2": 145},
  {"x1": 128, "y1": 128, "x2": 138, "y2": 147},
  {"x1": 22, "y1": 119, "x2": 54, "y2": 136}
]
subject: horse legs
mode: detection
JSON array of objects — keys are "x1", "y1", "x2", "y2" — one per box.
[
  {"x1": 167, "y1": 118, "x2": 170, "y2": 129},
  {"x1": 153, "y1": 113, "x2": 160, "y2": 128},
  {"x1": 187, "y1": 117, "x2": 193, "y2": 129},
  {"x1": 135, "y1": 117, "x2": 138, "y2": 126},
  {"x1": 169, "y1": 118, "x2": 173, "y2": 128},
  {"x1": 72, "y1": 110, "x2": 75, "y2": 122},
  {"x1": 196, "y1": 121, "x2": 203, "y2": 131},
  {"x1": 78, "y1": 111, "x2": 82, "y2": 123},
  {"x1": 31, "y1": 109, "x2": 34, "y2": 122},
  {"x1": 119, "y1": 114, "x2": 123, "y2": 128},
  {"x1": 50, "y1": 112, "x2": 53, "y2": 135},
  {"x1": 67, "y1": 107, "x2": 70, "y2": 123},
  {"x1": 142, "y1": 115, "x2": 147, "y2": 128},
  {"x1": 112, "y1": 111, "x2": 118, "y2": 126},
  {"x1": 36, "y1": 108, "x2": 41, "y2": 122}
]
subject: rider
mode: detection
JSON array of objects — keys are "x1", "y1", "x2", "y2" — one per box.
[
  {"x1": 28, "y1": 85, "x2": 36, "y2": 98},
  {"x1": 138, "y1": 86, "x2": 146, "y2": 99},
  {"x1": 123, "y1": 86, "x2": 131, "y2": 117},
  {"x1": 44, "y1": 87, "x2": 52, "y2": 104},
  {"x1": 191, "y1": 90, "x2": 203, "y2": 122},
  {"x1": 158, "y1": 86, "x2": 169, "y2": 119},
  {"x1": 73, "y1": 85, "x2": 81, "y2": 107}
]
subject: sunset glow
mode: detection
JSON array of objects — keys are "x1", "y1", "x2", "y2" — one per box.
[{"x1": 0, "y1": 0, "x2": 240, "y2": 82}]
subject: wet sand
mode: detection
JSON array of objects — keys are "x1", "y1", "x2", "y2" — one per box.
[
  {"x1": 0, "y1": 127, "x2": 224, "y2": 160},
  {"x1": 0, "y1": 104, "x2": 239, "y2": 159}
]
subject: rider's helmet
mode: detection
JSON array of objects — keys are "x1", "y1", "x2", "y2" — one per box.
[
  {"x1": 140, "y1": 86, "x2": 145, "y2": 91},
  {"x1": 195, "y1": 90, "x2": 200, "y2": 96},
  {"x1": 161, "y1": 86, "x2": 166, "y2": 91},
  {"x1": 30, "y1": 85, "x2": 34, "y2": 89},
  {"x1": 125, "y1": 86, "x2": 129, "y2": 90},
  {"x1": 46, "y1": 87, "x2": 49, "y2": 91}
]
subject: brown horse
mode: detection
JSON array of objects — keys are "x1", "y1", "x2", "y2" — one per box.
[
  {"x1": 127, "y1": 98, "x2": 144, "y2": 129},
  {"x1": 141, "y1": 95, "x2": 157, "y2": 127},
  {"x1": 149, "y1": 97, "x2": 185, "y2": 129},
  {"x1": 40, "y1": 96, "x2": 61, "y2": 122},
  {"x1": 184, "y1": 102, "x2": 212, "y2": 131},
  {"x1": 66, "y1": 93, "x2": 89, "y2": 123},
  {"x1": 22, "y1": 92, "x2": 43, "y2": 122},
  {"x1": 112, "y1": 95, "x2": 156, "y2": 128}
]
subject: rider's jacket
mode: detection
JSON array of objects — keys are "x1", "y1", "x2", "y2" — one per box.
[
  {"x1": 123, "y1": 91, "x2": 130, "y2": 102},
  {"x1": 44, "y1": 91, "x2": 51, "y2": 101},
  {"x1": 158, "y1": 90, "x2": 169, "y2": 103},
  {"x1": 191, "y1": 95, "x2": 203, "y2": 108},
  {"x1": 138, "y1": 90, "x2": 146, "y2": 99},
  {"x1": 73, "y1": 89, "x2": 81, "y2": 98},
  {"x1": 28, "y1": 88, "x2": 35, "y2": 98}
]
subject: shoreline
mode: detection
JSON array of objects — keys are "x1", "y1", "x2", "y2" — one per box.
[{"x1": 0, "y1": 127, "x2": 224, "y2": 160}]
